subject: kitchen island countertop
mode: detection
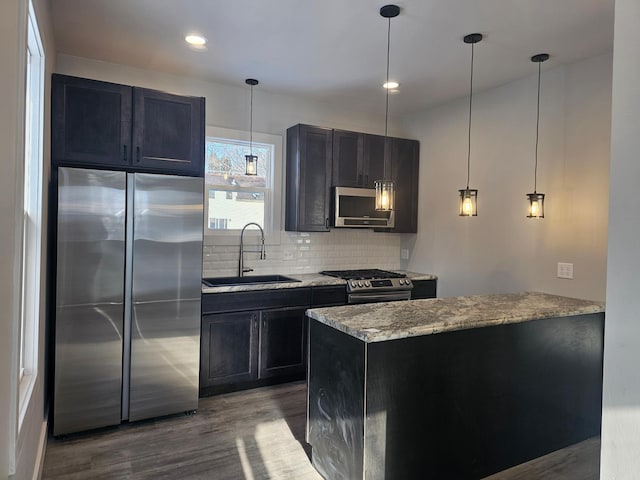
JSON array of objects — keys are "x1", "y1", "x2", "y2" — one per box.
[{"x1": 306, "y1": 291, "x2": 604, "y2": 343}]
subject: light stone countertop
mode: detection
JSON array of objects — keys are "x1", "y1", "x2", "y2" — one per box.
[
  {"x1": 201, "y1": 271, "x2": 437, "y2": 294},
  {"x1": 305, "y1": 292, "x2": 605, "y2": 343}
]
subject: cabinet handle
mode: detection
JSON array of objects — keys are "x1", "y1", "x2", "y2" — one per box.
[
  {"x1": 123, "y1": 145, "x2": 128, "y2": 162},
  {"x1": 136, "y1": 146, "x2": 141, "y2": 163},
  {"x1": 358, "y1": 174, "x2": 363, "y2": 186},
  {"x1": 325, "y1": 218, "x2": 330, "y2": 229},
  {"x1": 364, "y1": 174, "x2": 369, "y2": 186}
]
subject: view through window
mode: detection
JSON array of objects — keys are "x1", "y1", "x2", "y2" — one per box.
[{"x1": 205, "y1": 135, "x2": 273, "y2": 233}]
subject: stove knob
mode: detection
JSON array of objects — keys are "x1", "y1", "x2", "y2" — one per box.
[
  {"x1": 365, "y1": 281, "x2": 371, "y2": 287},
  {"x1": 398, "y1": 279, "x2": 404, "y2": 285},
  {"x1": 357, "y1": 281, "x2": 363, "y2": 287},
  {"x1": 350, "y1": 281, "x2": 357, "y2": 288}
]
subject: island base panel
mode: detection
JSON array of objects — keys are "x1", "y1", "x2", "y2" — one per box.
[
  {"x1": 308, "y1": 313, "x2": 604, "y2": 479},
  {"x1": 308, "y1": 320, "x2": 365, "y2": 480}
]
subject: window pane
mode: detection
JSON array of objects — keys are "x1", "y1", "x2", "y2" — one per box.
[
  {"x1": 208, "y1": 189, "x2": 265, "y2": 230},
  {"x1": 206, "y1": 138, "x2": 269, "y2": 188},
  {"x1": 205, "y1": 134, "x2": 274, "y2": 233}
]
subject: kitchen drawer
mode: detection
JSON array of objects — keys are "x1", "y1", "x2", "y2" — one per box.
[
  {"x1": 311, "y1": 285, "x2": 347, "y2": 307},
  {"x1": 202, "y1": 288, "x2": 312, "y2": 314}
]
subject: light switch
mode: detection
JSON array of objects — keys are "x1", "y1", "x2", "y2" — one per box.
[{"x1": 401, "y1": 249, "x2": 410, "y2": 260}]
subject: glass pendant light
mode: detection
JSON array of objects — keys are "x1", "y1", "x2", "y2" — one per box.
[
  {"x1": 374, "y1": 4, "x2": 399, "y2": 212},
  {"x1": 245, "y1": 78, "x2": 259, "y2": 176},
  {"x1": 527, "y1": 54, "x2": 549, "y2": 218},
  {"x1": 458, "y1": 33, "x2": 482, "y2": 216}
]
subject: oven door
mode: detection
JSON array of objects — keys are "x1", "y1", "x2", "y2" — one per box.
[{"x1": 347, "y1": 290, "x2": 412, "y2": 304}]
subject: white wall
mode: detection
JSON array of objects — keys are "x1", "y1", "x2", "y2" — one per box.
[
  {"x1": 0, "y1": 0, "x2": 55, "y2": 479},
  {"x1": 401, "y1": 53, "x2": 612, "y2": 302},
  {"x1": 601, "y1": 0, "x2": 640, "y2": 477}
]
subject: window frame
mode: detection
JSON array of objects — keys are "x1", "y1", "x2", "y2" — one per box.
[
  {"x1": 204, "y1": 125, "x2": 283, "y2": 246},
  {"x1": 18, "y1": 0, "x2": 44, "y2": 429}
]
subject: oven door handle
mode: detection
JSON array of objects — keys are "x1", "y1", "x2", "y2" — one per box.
[{"x1": 348, "y1": 292, "x2": 411, "y2": 304}]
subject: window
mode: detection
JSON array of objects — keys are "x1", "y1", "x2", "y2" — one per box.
[
  {"x1": 19, "y1": 0, "x2": 44, "y2": 426},
  {"x1": 204, "y1": 126, "x2": 282, "y2": 244}
]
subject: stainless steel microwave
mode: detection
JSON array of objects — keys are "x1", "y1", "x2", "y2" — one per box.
[{"x1": 334, "y1": 187, "x2": 395, "y2": 228}]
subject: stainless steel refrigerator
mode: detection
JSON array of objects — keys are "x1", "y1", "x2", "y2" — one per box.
[{"x1": 53, "y1": 167, "x2": 203, "y2": 436}]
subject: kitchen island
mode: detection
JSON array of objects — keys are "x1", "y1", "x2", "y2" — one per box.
[{"x1": 305, "y1": 292, "x2": 605, "y2": 480}]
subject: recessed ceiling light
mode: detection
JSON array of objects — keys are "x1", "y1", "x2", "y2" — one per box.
[
  {"x1": 383, "y1": 81, "x2": 399, "y2": 89},
  {"x1": 185, "y1": 35, "x2": 207, "y2": 46}
]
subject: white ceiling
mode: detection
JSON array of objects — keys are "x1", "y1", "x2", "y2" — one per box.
[{"x1": 51, "y1": 0, "x2": 615, "y2": 115}]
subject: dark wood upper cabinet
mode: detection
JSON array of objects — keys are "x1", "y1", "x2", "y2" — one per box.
[
  {"x1": 52, "y1": 74, "x2": 204, "y2": 177},
  {"x1": 52, "y1": 74, "x2": 132, "y2": 168},
  {"x1": 285, "y1": 124, "x2": 333, "y2": 232},
  {"x1": 332, "y1": 130, "x2": 387, "y2": 189},
  {"x1": 363, "y1": 133, "x2": 387, "y2": 189},
  {"x1": 332, "y1": 129, "x2": 363, "y2": 187},
  {"x1": 390, "y1": 137, "x2": 420, "y2": 233},
  {"x1": 132, "y1": 88, "x2": 204, "y2": 176},
  {"x1": 286, "y1": 123, "x2": 419, "y2": 233}
]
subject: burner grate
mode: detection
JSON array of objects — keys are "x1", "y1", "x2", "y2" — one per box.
[{"x1": 319, "y1": 269, "x2": 406, "y2": 280}]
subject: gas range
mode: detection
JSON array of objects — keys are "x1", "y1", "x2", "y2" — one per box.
[{"x1": 320, "y1": 269, "x2": 413, "y2": 303}]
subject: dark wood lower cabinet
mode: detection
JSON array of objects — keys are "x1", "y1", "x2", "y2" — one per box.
[
  {"x1": 200, "y1": 312, "x2": 259, "y2": 388},
  {"x1": 411, "y1": 278, "x2": 437, "y2": 299},
  {"x1": 200, "y1": 287, "x2": 322, "y2": 396},
  {"x1": 259, "y1": 307, "x2": 307, "y2": 379}
]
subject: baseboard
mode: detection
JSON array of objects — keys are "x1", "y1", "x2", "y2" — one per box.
[{"x1": 32, "y1": 416, "x2": 48, "y2": 480}]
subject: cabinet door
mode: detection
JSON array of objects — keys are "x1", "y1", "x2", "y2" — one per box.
[
  {"x1": 52, "y1": 74, "x2": 132, "y2": 168},
  {"x1": 200, "y1": 312, "x2": 259, "y2": 388},
  {"x1": 259, "y1": 307, "x2": 307, "y2": 379},
  {"x1": 391, "y1": 138, "x2": 420, "y2": 233},
  {"x1": 332, "y1": 129, "x2": 363, "y2": 187},
  {"x1": 363, "y1": 133, "x2": 387, "y2": 188},
  {"x1": 132, "y1": 88, "x2": 204, "y2": 176},
  {"x1": 285, "y1": 124, "x2": 333, "y2": 231}
]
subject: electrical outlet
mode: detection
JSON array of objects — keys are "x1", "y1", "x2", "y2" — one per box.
[
  {"x1": 400, "y1": 249, "x2": 410, "y2": 260},
  {"x1": 283, "y1": 250, "x2": 295, "y2": 261},
  {"x1": 557, "y1": 262, "x2": 574, "y2": 279}
]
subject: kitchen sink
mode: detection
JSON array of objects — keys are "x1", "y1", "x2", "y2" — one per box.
[{"x1": 202, "y1": 274, "x2": 301, "y2": 287}]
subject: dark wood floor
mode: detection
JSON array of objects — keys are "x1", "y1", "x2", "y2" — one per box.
[{"x1": 42, "y1": 381, "x2": 600, "y2": 479}]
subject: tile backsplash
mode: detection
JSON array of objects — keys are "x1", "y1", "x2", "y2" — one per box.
[{"x1": 203, "y1": 229, "x2": 402, "y2": 278}]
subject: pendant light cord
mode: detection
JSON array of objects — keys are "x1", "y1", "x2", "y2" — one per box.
[
  {"x1": 466, "y1": 41, "x2": 475, "y2": 190},
  {"x1": 534, "y1": 60, "x2": 541, "y2": 193},
  {"x1": 249, "y1": 84, "x2": 254, "y2": 156},
  {"x1": 385, "y1": 16, "x2": 391, "y2": 139}
]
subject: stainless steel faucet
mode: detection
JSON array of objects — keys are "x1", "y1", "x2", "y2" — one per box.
[{"x1": 239, "y1": 222, "x2": 266, "y2": 276}]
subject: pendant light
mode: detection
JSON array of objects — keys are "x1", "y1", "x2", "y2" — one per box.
[
  {"x1": 527, "y1": 54, "x2": 549, "y2": 218},
  {"x1": 245, "y1": 78, "x2": 259, "y2": 176},
  {"x1": 374, "y1": 4, "x2": 399, "y2": 212},
  {"x1": 458, "y1": 33, "x2": 482, "y2": 216}
]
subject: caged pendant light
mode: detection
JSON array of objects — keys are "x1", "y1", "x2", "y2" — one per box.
[
  {"x1": 374, "y1": 4, "x2": 400, "y2": 212},
  {"x1": 527, "y1": 54, "x2": 549, "y2": 218},
  {"x1": 245, "y1": 78, "x2": 259, "y2": 176},
  {"x1": 459, "y1": 33, "x2": 482, "y2": 216}
]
